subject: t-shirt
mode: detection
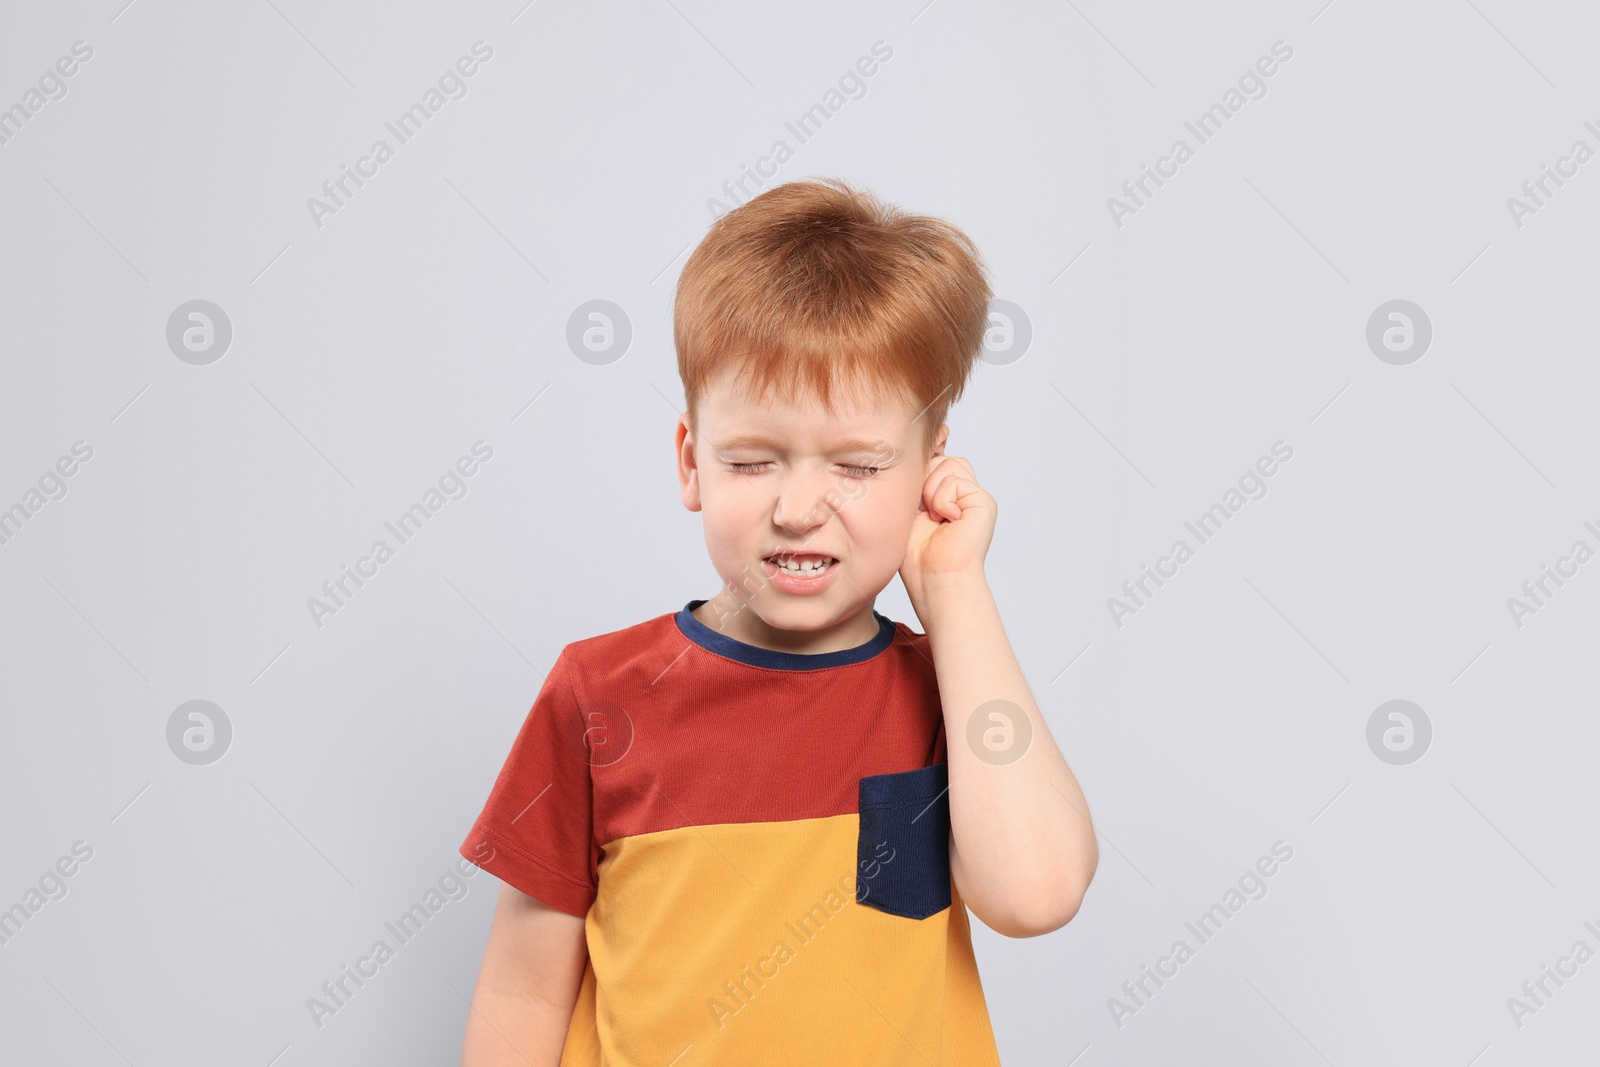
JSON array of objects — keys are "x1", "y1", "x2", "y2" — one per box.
[{"x1": 459, "y1": 599, "x2": 1003, "y2": 1065}]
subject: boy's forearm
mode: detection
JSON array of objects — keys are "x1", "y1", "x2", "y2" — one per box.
[
  {"x1": 462, "y1": 988, "x2": 572, "y2": 1067},
  {"x1": 920, "y1": 574, "x2": 1098, "y2": 938}
]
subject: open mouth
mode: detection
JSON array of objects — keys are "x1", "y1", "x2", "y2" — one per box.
[{"x1": 762, "y1": 553, "x2": 838, "y2": 577}]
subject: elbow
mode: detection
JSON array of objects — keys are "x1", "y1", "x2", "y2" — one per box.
[
  {"x1": 962, "y1": 837, "x2": 1100, "y2": 938},
  {"x1": 978, "y1": 869, "x2": 1095, "y2": 939},
  {"x1": 1004, "y1": 889, "x2": 1087, "y2": 939},
  {"x1": 1009, "y1": 844, "x2": 1100, "y2": 938}
]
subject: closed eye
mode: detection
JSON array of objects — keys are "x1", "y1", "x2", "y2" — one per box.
[{"x1": 728, "y1": 462, "x2": 879, "y2": 478}]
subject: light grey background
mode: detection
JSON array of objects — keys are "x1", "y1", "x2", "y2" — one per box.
[{"x1": 2, "y1": 0, "x2": 1596, "y2": 1064}]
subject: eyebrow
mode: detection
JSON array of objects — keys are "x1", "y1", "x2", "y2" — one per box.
[{"x1": 713, "y1": 434, "x2": 895, "y2": 456}]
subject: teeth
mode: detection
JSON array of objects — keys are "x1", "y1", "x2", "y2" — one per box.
[{"x1": 771, "y1": 556, "x2": 834, "y2": 574}]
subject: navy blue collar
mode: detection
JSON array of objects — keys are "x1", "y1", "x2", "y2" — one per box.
[{"x1": 675, "y1": 599, "x2": 895, "y2": 670}]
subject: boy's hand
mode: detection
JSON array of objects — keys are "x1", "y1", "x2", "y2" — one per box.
[{"x1": 899, "y1": 455, "x2": 995, "y2": 611}]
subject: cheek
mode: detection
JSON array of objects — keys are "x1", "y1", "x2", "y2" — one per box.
[
  {"x1": 844, "y1": 486, "x2": 918, "y2": 557},
  {"x1": 701, "y1": 501, "x2": 741, "y2": 543},
  {"x1": 700, "y1": 487, "x2": 760, "y2": 553}
]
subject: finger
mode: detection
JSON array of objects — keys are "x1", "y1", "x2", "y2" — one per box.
[
  {"x1": 927, "y1": 458, "x2": 977, "y2": 495},
  {"x1": 943, "y1": 477, "x2": 989, "y2": 521},
  {"x1": 927, "y1": 454, "x2": 974, "y2": 477},
  {"x1": 930, "y1": 474, "x2": 971, "y2": 520},
  {"x1": 924, "y1": 459, "x2": 975, "y2": 500},
  {"x1": 922, "y1": 472, "x2": 955, "y2": 512}
]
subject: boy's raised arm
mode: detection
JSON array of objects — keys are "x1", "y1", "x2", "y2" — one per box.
[
  {"x1": 901, "y1": 450, "x2": 1100, "y2": 939},
  {"x1": 461, "y1": 883, "x2": 588, "y2": 1067}
]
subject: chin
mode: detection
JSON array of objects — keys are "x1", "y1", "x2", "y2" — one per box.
[{"x1": 752, "y1": 600, "x2": 829, "y2": 626}]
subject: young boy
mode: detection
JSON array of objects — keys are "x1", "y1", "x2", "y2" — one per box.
[{"x1": 458, "y1": 178, "x2": 1098, "y2": 1065}]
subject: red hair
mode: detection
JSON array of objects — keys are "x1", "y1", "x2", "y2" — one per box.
[{"x1": 674, "y1": 178, "x2": 991, "y2": 454}]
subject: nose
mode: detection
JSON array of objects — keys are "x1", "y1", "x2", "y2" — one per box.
[{"x1": 771, "y1": 465, "x2": 840, "y2": 536}]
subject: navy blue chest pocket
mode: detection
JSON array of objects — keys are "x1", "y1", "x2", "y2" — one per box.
[{"x1": 855, "y1": 762, "x2": 951, "y2": 920}]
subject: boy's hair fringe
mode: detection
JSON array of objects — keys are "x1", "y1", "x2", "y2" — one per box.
[{"x1": 674, "y1": 177, "x2": 992, "y2": 454}]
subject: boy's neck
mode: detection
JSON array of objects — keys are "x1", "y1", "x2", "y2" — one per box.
[{"x1": 691, "y1": 593, "x2": 883, "y2": 656}]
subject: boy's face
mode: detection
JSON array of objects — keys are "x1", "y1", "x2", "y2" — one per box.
[{"x1": 675, "y1": 365, "x2": 945, "y2": 644}]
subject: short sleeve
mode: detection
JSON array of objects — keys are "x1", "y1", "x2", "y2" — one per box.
[{"x1": 459, "y1": 647, "x2": 599, "y2": 918}]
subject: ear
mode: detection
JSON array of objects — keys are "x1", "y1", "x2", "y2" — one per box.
[
  {"x1": 928, "y1": 423, "x2": 949, "y2": 463},
  {"x1": 675, "y1": 413, "x2": 702, "y2": 512}
]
